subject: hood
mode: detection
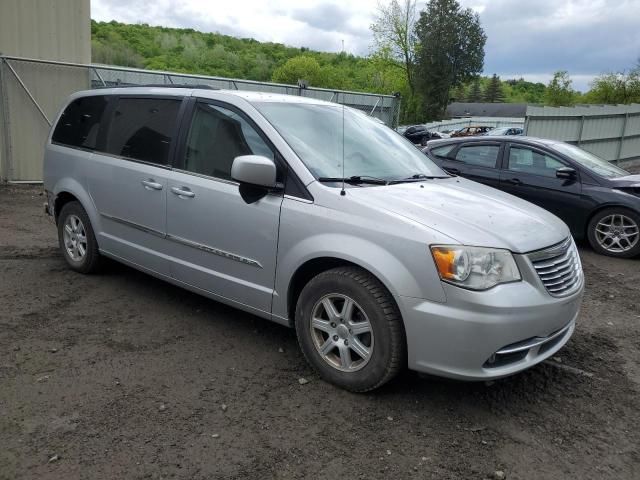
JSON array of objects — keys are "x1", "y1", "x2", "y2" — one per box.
[
  {"x1": 609, "y1": 174, "x2": 640, "y2": 188},
  {"x1": 347, "y1": 177, "x2": 569, "y2": 253}
]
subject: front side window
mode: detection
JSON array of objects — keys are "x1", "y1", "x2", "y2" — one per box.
[
  {"x1": 254, "y1": 102, "x2": 446, "y2": 180},
  {"x1": 52, "y1": 95, "x2": 108, "y2": 150},
  {"x1": 182, "y1": 103, "x2": 274, "y2": 180},
  {"x1": 104, "y1": 97, "x2": 181, "y2": 165},
  {"x1": 508, "y1": 147, "x2": 565, "y2": 178},
  {"x1": 455, "y1": 145, "x2": 500, "y2": 168}
]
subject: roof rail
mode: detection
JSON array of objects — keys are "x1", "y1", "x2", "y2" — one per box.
[{"x1": 95, "y1": 83, "x2": 220, "y2": 90}]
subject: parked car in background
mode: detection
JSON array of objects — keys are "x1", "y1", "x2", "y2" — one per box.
[
  {"x1": 424, "y1": 136, "x2": 640, "y2": 257},
  {"x1": 402, "y1": 125, "x2": 443, "y2": 145},
  {"x1": 484, "y1": 127, "x2": 523, "y2": 136},
  {"x1": 44, "y1": 87, "x2": 583, "y2": 391},
  {"x1": 450, "y1": 126, "x2": 494, "y2": 137}
]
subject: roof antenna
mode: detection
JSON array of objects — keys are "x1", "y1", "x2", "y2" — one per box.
[{"x1": 340, "y1": 105, "x2": 346, "y2": 196}]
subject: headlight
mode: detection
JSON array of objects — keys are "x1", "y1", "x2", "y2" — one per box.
[{"x1": 430, "y1": 245, "x2": 521, "y2": 290}]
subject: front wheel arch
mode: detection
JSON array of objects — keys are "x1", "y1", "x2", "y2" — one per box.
[{"x1": 287, "y1": 257, "x2": 402, "y2": 328}]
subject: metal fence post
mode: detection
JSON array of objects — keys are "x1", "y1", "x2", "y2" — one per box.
[
  {"x1": 577, "y1": 115, "x2": 585, "y2": 147},
  {"x1": 0, "y1": 57, "x2": 13, "y2": 182},
  {"x1": 615, "y1": 112, "x2": 629, "y2": 164}
]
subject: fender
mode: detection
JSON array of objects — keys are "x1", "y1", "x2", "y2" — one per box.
[
  {"x1": 272, "y1": 232, "x2": 447, "y2": 321},
  {"x1": 52, "y1": 176, "x2": 102, "y2": 236}
]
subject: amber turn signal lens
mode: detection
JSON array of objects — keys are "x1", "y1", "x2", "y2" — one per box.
[{"x1": 432, "y1": 247, "x2": 457, "y2": 279}]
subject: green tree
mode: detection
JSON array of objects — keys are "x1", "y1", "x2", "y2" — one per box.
[
  {"x1": 414, "y1": 0, "x2": 486, "y2": 120},
  {"x1": 584, "y1": 68, "x2": 640, "y2": 104},
  {"x1": 271, "y1": 56, "x2": 322, "y2": 85},
  {"x1": 544, "y1": 71, "x2": 576, "y2": 106},
  {"x1": 484, "y1": 74, "x2": 505, "y2": 102},
  {"x1": 466, "y1": 79, "x2": 482, "y2": 102},
  {"x1": 371, "y1": 0, "x2": 418, "y2": 95},
  {"x1": 452, "y1": 84, "x2": 467, "y2": 102}
]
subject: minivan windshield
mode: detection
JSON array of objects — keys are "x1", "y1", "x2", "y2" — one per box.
[
  {"x1": 551, "y1": 143, "x2": 629, "y2": 178},
  {"x1": 254, "y1": 102, "x2": 447, "y2": 181}
]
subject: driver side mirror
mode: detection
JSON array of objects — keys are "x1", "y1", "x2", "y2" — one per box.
[
  {"x1": 231, "y1": 155, "x2": 278, "y2": 188},
  {"x1": 556, "y1": 167, "x2": 577, "y2": 179}
]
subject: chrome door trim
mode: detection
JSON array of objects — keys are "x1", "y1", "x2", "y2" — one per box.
[
  {"x1": 101, "y1": 213, "x2": 264, "y2": 268},
  {"x1": 100, "y1": 213, "x2": 165, "y2": 238},
  {"x1": 166, "y1": 234, "x2": 264, "y2": 269}
]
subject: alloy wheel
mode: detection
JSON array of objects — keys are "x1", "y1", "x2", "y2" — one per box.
[
  {"x1": 595, "y1": 214, "x2": 639, "y2": 253},
  {"x1": 310, "y1": 294, "x2": 374, "y2": 372},
  {"x1": 63, "y1": 214, "x2": 88, "y2": 261}
]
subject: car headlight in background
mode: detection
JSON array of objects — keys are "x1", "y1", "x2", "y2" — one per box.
[{"x1": 430, "y1": 245, "x2": 521, "y2": 290}]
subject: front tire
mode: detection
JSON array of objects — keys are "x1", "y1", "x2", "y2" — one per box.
[
  {"x1": 57, "y1": 201, "x2": 101, "y2": 273},
  {"x1": 295, "y1": 267, "x2": 405, "y2": 392},
  {"x1": 587, "y1": 207, "x2": 640, "y2": 258}
]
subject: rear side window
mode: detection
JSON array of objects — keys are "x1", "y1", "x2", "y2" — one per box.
[
  {"x1": 104, "y1": 98, "x2": 181, "y2": 166},
  {"x1": 455, "y1": 145, "x2": 500, "y2": 168},
  {"x1": 430, "y1": 145, "x2": 455, "y2": 158},
  {"x1": 52, "y1": 95, "x2": 108, "y2": 150}
]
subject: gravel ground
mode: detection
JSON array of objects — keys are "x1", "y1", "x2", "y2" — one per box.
[{"x1": 1, "y1": 184, "x2": 639, "y2": 480}]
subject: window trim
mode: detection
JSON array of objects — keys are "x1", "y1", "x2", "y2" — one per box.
[
  {"x1": 505, "y1": 143, "x2": 578, "y2": 181},
  {"x1": 94, "y1": 94, "x2": 188, "y2": 169}
]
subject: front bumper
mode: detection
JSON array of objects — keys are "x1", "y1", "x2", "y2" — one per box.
[{"x1": 398, "y1": 255, "x2": 583, "y2": 380}]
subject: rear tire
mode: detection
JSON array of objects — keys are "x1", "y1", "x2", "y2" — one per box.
[
  {"x1": 587, "y1": 207, "x2": 640, "y2": 258},
  {"x1": 57, "y1": 201, "x2": 101, "y2": 273},
  {"x1": 295, "y1": 266, "x2": 405, "y2": 392}
]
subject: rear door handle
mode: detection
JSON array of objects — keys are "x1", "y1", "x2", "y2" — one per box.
[
  {"x1": 506, "y1": 178, "x2": 522, "y2": 185},
  {"x1": 171, "y1": 186, "x2": 196, "y2": 198},
  {"x1": 141, "y1": 179, "x2": 163, "y2": 190}
]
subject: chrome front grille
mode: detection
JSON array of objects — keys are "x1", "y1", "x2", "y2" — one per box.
[{"x1": 528, "y1": 238, "x2": 583, "y2": 297}]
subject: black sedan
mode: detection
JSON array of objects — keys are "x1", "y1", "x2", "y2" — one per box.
[
  {"x1": 402, "y1": 125, "x2": 442, "y2": 146},
  {"x1": 423, "y1": 136, "x2": 640, "y2": 258}
]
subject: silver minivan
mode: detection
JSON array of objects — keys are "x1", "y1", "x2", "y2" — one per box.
[{"x1": 44, "y1": 87, "x2": 584, "y2": 391}]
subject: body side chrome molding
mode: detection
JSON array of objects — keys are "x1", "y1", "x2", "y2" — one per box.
[
  {"x1": 101, "y1": 213, "x2": 263, "y2": 269},
  {"x1": 100, "y1": 213, "x2": 165, "y2": 238},
  {"x1": 166, "y1": 234, "x2": 264, "y2": 269}
]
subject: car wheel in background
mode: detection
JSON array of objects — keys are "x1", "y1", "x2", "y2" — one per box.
[
  {"x1": 295, "y1": 266, "x2": 406, "y2": 392},
  {"x1": 57, "y1": 201, "x2": 102, "y2": 273},
  {"x1": 420, "y1": 135, "x2": 429, "y2": 146},
  {"x1": 587, "y1": 207, "x2": 640, "y2": 258}
]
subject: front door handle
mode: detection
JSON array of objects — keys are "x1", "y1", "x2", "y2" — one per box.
[
  {"x1": 141, "y1": 179, "x2": 163, "y2": 191},
  {"x1": 506, "y1": 177, "x2": 522, "y2": 186},
  {"x1": 171, "y1": 186, "x2": 196, "y2": 198}
]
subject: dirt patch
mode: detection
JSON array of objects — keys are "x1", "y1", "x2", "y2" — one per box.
[{"x1": 1, "y1": 185, "x2": 639, "y2": 479}]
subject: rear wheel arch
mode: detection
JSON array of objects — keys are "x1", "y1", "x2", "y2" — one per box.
[{"x1": 53, "y1": 191, "x2": 79, "y2": 223}]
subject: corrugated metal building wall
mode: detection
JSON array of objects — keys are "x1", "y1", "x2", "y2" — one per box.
[
  {"x1": 525, "y1": 104, "x2": 640, "y2": 163},
  {"x1": 0, "y1": 0, "x2": 91, "y2": 181}
]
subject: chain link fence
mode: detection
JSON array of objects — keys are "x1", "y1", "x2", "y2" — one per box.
[{"x1": 0, "y1": 55, "x2": 401, "y2": 182}]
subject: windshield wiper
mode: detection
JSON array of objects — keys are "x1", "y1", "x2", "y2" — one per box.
[
  {"x1": 390, "y1": 173, "x2": 448, "y2": 183},
  {"x1": 318, "y1": 175, "x2": 389, "y2": 185}
]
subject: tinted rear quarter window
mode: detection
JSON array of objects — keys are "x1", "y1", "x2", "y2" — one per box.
[
  {"x1": 455, "y1": 145, "x2": 500, "y2": 168},
  {"x1": 104, "y1": 97, "x2": 181, "y2": 165},
  {"x1": 52, "y1": 95, "x2": 108, "y2": 150},
  {"x1": 430, "y1": 145, "x2": 455, "y2": 158}
]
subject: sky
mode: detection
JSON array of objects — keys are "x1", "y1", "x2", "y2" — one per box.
[{"x1": 91, "y1": 0, "x2": 640, "y2": 91}]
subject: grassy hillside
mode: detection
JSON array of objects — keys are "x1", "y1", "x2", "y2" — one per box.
[{"x1": 91, "y1": 20, "x2": 406, "y2": 95}]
